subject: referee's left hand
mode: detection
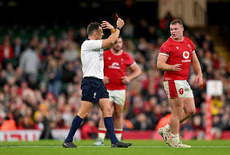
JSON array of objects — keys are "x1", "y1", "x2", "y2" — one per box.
[{"x1": 101, "y1": 21, "x2": 114, "y2": 30}]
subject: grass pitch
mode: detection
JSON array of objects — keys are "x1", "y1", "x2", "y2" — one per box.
[{"x1": 0, "y1": 139, "x2": 230, "y2": 155}]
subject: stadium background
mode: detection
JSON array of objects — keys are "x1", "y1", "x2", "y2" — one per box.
[{"x1": 0, "y1": 0, "x2": 230, "y2": 141}]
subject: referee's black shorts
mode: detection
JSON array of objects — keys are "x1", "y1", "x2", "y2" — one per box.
[{"x1": 81, "y1": 77, "x2": 109, "y2": 103}]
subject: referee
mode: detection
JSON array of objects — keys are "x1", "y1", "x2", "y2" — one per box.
[{"x1": 63, "y1": 17, "x2": 132, "y2": 148}]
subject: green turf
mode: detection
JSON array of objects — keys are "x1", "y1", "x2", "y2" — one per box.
[{"x1": 0, "y1": 139, "x2": 230, "y2": 155}]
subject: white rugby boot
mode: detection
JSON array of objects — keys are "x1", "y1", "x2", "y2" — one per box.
[
  {"x1": 93, "y1": 138, "x2": 104, "y2": 146},
  {"x1": 158, "y1": 126, "x2": 170, "y2": 146},
  {"x1": 170, "y1": 139, "x2": 191, "y2": 148}
]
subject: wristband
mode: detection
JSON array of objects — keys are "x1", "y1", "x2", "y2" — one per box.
[
  {"x1": 116, "y1": 26, "x2": 121, "y2": 31},
  {"x1": 110, "y1": 29, "x2": 116, "y2": 33}
]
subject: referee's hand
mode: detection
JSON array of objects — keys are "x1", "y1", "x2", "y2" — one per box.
[
  {"x1": 101, "y1": 21, "x2": 114, "y2": 30},
  {"x1": 116, "y1": 18, "x2": 124, "y2": 29}
]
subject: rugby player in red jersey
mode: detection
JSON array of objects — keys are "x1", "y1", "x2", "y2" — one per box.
[
  {"x1": 94, "y1": 35, "x2": 141, "y2": 146},
  {"x1": 157, "y1": 19, "x2": 203, "y2": 148}
]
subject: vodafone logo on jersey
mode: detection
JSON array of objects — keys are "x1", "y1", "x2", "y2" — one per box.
[
  {"x1": 183, "y1": 51, "x2": 189, "y2": 59},
  {"x1": 109, "y1": 62, "x2": 120, "y2": 69}
]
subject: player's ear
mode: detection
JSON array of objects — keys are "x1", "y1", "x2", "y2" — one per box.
[{"x1": 92, "y1": 31, "x2": 98, "y2": 37}]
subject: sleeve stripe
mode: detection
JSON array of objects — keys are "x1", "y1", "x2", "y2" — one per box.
[
  {"x1": 159, "y1": 53, "x2": 169, "y2": 57},
  {"x1": 130, "y1": 62, "x2": 136, "y2": 67},
  {"x1": 192, "y1": 50, "x2": 195, "y2": 54}
]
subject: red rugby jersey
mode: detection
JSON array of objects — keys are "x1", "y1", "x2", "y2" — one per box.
[
  {"x1": 159, "y1": 36, "x2": 195, "y2": 81},
  {"x1": 103, "y1": 49, "x2": 135, "y2": 90}
]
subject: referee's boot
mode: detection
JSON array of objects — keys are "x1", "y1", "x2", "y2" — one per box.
[
  {"x1": 63, "y1": 141, "x2": 77, "y2": 148},
  {"x1": 111, "y1": 141, "x2": 132, "y2": 148}
]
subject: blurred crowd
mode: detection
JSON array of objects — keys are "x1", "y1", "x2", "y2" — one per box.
[{"x1": 0, "y1": 17, "x2": 230, "y2": 140}]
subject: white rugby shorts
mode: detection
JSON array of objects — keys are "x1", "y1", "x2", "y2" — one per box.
[
  {"x1": 163, "y1": 80, "x2": 194, "y2": 99},
  {"x1": 107, "y1": 90, "x2": 126, "y2": 106}
]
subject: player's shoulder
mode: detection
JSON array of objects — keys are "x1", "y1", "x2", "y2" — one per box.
[
  {"x1": 163, "y1": 37, "x2": 174, "y2": 45},
  {"x1": 104, "y1": 49, "x2": 112, "y2": 55},
  {"x1": 82, "y1": 39, "x2": 102, "y2": 46},
  {"x1": 183, "y1": 36, "x2": 193, "y2": 43},
  {"x1": 121, "y1": 50, "x2": 133, "y2": 59},
  {"x1": 81, "y1": 39, "x2": 87, "y2": 46},
  {"x1": 121, "y1": 50, "x2": 130, "y2": 56},
  {"x1": 81, "y1": 39, "x2": 91, "y2": 48},
  {"x1": 104, "y1": 49, "x2": 111, "y2": 53},
  {"x1": 183, "y1": 36, "x2": 195, "y2": 47},
  {"x1": 161, "y1": 37, "x2": 172, "y2": 49}
]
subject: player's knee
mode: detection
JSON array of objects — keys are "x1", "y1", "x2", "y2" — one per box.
[
  {"x1": 114, "y1": 112, "x2": 123, "y2": 119},
  {"x1": 102, "y1": 108, "x2": 112, "y2": 117},
  {"x1": 191, "y1": 110, "x2": 196, "y2": 116},
  {"x1": 78, "y1": 112, "x2": 89, "y2": 119},
  {"x1": 188, "y1": 109, "x2": 196, "y2": 116}
]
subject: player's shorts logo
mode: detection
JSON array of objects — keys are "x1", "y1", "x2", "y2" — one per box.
[
  {"x1": 179, "y1": 88, "x2": 184, "y2": 95},
  {"x1": 183, "y1": 51, "x2": 189, "y2": 59}
]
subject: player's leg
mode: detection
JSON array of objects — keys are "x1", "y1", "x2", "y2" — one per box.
[
  {"x1": 113, "y1": 103, "x2": 124, "y2": 141},
  {"x1": 158, "y1": 81, "x2": 175, "y2": 145},
  {"x1": 169, "y1": 98, "x2": 194, "y2": 148},
  {"x1": 94, "y1": 92, "x2": 114, "y2": 146},
  {"x1": 93, "y1": 110, "x2": 106, "y2": 146},
  {"x1": 63, "y1": 101, "x2": 94, "y2": 148},
  {"x1": 169, "y1": 98, "x2": 191, "y2": 148},
  {"x1": 170, "y1": 83, "x2": 195, "y2": 148},
  {"x1": 99, "y1": 98, "x2": 132, "y2": 148},
  {"x1": 169, "y1": 97, "x2": 183, "y2": 135},
  {"x1": 180, "y1": 98, "x2": 195, "y2": 123},
  {"x1": 99, "y1": 98, "x2": 117, "y2": 143},
  {"x1": 77, "y1": 101, "x2": 95, "y2": 118},
  {"x1": 113, "y1": 90, "x2": 125, "y2": 141},
  {"x1": 160, "y1": 81, "x2": 191, "y2": 148},
  {"x1": 179, "y1": 84, "x2": 195, "y2": 123}
]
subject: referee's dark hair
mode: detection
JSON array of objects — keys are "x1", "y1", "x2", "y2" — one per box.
[{"x1": 87, "y1": 22, "x2": 101, "y2": 36}]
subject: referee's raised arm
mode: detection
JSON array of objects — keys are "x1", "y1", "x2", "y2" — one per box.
[{"x1": 101, "y1": 18, "x2": 124, "y2": 49}]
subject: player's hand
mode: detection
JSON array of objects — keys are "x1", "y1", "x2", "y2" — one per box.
[
  {"x1": 116, "y1": 18, "x2": 124, "y2": 28},
  {"x1": 121, "y1": 76, "x2": 130, "y2": 84},
  {"x1": 194, "y1": 74, "x2": 203, "y2": 86},
  {"x1": 171, "y1": 64, "x2": 182, "y2": 71},
  {"x1": 103, "y1": 76, "x2": 110, "y2": 84},
  {"x1": 101, "y1": 21, "x2": 114, "y2": 30}
]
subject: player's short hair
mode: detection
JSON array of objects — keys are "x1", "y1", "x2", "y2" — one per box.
[
  {"x1": 170, "y1": 19, "x2": 183, "y2": 26},
  {"x1": 87, "y1": 22, "x2": 101, "y2": 36}
]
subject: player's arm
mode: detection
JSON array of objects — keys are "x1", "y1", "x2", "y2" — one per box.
[
  {"x1": 103, "y1": 76, "x2": 110, "y2": 84},
  {"x1": 121, "y1": 63, "x2": 141, "y2": 84},
  {"x1": 157, "y1": 53, "x2": 182, "y2": 71},
  {"x1": 191, "y1": 52, "x2": 203, "y2": 85},
  {"x1": 101, "y1": 18, "x2": 124, "y2": 49}
]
